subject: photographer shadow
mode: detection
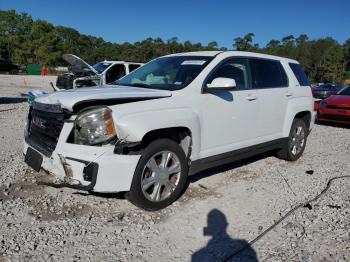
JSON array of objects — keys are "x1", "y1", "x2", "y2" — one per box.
[{"x1": 192, "y1": 209, "x2": 258, "y2": 262}]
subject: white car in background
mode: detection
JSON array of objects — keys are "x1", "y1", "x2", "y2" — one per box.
[
  {"x1": 24, "y1": 51, "x2": 315, "y2": 210},
  {"x1": 55, "y1": 54, "x2": 143, "y2": 90}
]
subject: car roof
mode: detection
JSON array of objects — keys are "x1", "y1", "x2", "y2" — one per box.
[
  {"x1": 165, "y1": 51, "x2": 222, "y2": 57},
  {"x1": 165, "y1": 51, "x2": 299, "y2": 63},
  {"x1": 101, "y1": 61, "x2": 144, "y2": 64}
]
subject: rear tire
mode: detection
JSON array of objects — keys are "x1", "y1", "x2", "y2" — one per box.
[
  {"x1": 276, "y1": 119, "x2": 308, "y2": 161},
  {"x1": 126, "y1": 138, "x2": 188, "y2": 211}
]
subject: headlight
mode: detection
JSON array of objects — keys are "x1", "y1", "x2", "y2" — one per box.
[
  {"x1": 319, "y1": 100, "x2": 327, "y2": 107},
  {"x1": 74, "y1": 107, "x2": 116, "y2": 145}
]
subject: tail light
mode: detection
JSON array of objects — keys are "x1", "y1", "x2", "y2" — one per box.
[{"x1": 313, "y1": 100, "x2": 320, "y2": 111}]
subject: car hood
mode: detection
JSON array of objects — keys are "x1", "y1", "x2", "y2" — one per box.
[
  {"x1": 62, "y1": 54, "x2": 99, "y2": 75},
  {"x1": 325, "y1": 95, "x2": 350, "y2": 106},
  {"x1": 34, "y1": 85, "x2": 172, "y2": 112}
]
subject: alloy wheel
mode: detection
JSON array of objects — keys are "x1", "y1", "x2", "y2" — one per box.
[
  {"x1": 141, "y1": 151, "x2": 181, "y2": 202},
  {"x1": 290, "y1": 125, "x2": 305, "y2": 155}
]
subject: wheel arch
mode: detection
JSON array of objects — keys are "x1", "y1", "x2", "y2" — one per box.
[
  {"x1": 141, "y1": 127, "x2": 193, "y2": 158},
  {"x1": 294, "y1": 111, "x2": 312, "y2": 129},
  {"x1": 115, "y1": 108, "x2": 201, "y2": 160},
  {"x1": 283, "y1": 97, "x2": 313, "y2": 137}
]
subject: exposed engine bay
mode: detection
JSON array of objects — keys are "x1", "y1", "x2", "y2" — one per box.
[{"x1": 54, "y1": 54, "x2": 143, "y2": 90}]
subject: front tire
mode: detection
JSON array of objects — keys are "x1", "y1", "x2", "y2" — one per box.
[
  {"x1": 126, "y1": 138, "x2": 188, "y2": 211},
  {"x1": 277, "y1": 119, "x2": 308, "y2": 161}
]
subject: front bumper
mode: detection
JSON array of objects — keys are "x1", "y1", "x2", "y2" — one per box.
[
  {"x1": 318, "y1": 107, "x2": 350, "y2": 124},
  {"x1": 24, "y1": 121, "x2": 141, "y2": 192}
]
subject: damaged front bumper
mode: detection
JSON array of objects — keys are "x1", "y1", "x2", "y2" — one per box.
[{"x1": 24, "y1": 121, "x2": 141, "y2": 192}]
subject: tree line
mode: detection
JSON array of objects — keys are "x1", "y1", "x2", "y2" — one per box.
[{"x1": 1, "y1": 10, "x2": 349, "y2": 83}]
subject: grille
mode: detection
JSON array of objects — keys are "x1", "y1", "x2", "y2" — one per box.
[
  {"x1": 27, "y1": 108, "x2": 66, "y2": 156},
  {"x1": 323, "y1": 114, "x2": 350, "y2": 122},
  {"x1": 326, "y1": 104, "x2": 350, "y2": 110}
]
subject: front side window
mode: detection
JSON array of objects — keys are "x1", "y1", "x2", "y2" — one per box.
[
  {"x1": 250, "y1": 58, "x2": 288, "y2": 88},
  {"x1": 207, "y1": 58, "x2": 250, "y2": 89},
  {"x1": 116, "y1": 56, "x2": 213, "y2": 90}
]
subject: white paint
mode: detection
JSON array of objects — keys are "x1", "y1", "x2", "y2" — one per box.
[
  {"x1": 206, "y1": 77, "x2": 236, "y2": 89},
  {"x1": 35, "y1": 86, "x2": 172, "y2": 111},
  {"x1": 24, "y1": 122, "x2": 140, "y2": 192}
]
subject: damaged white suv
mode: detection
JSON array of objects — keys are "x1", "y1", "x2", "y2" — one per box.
[{"x1": 24, "y1": 51, "x2": 315, "y2": 210}]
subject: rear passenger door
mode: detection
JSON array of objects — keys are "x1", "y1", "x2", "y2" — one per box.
[{"x1": 249, "y1": 58, "x2": 289, "y2": 139}]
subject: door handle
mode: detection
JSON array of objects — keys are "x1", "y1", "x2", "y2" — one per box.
[
  {"x1": 246, "y1": 95, "x2": 257, "y2": 101},
  {"x1": 285, "y1": 91, "x2": 293, "y2": 97}
]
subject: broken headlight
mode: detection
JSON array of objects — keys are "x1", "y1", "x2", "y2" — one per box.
[{"x1": 74, "y1": 107, "x2": 116, "y2": 145}]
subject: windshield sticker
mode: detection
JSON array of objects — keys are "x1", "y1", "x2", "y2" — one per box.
[
  {"x1": 181, "y1": 60, "x2": 206, "y2": 66},
  {"x1": 174, "y1": 81, "x2": 182, "y2": 85}
]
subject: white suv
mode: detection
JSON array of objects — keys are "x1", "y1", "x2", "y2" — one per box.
[{"x1": 23, "y1": 51, "x2": 315, "y2": 210}]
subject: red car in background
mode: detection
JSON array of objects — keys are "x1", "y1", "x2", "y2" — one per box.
[{"x1": 317, "y1": 85, "x2": 350, "y2": 125}]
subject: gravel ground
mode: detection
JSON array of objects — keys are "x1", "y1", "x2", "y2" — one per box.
[{"x1": 0, "y1": 75, "x2": 349, "y2": 261}]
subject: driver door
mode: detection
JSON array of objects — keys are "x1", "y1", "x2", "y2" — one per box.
[{"x1": 200, "y1": 58, "x2": 259, "y2": 158}]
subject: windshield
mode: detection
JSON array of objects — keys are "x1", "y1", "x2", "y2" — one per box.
[
  {"x1": 93, "y1": 62, "x2": 112, "y2": 73},
  {"x1": 337, "y1": 85, "x2": 350, "y2": 95},
  {"x1": 116, "y1": 56, "x2": 213, "y2": 90}
]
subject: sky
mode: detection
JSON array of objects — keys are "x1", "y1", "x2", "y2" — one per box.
[{"x1": 1, "y1": 0, "x2": 349, "y2": 48}]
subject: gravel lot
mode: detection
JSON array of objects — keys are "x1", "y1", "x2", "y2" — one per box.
[{"x1": 0, "y1": 75, "x2": 349, "y2": 261}]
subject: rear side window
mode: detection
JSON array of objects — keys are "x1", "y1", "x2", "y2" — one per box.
[
  {"x1": 289, "y1": 63, "x2": 309, "y2": 86},
  {"x1": 249, "y1": 58, "x2": 288, "y2": 88}
]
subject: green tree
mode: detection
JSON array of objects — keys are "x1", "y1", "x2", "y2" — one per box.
[
  {"x1": 343, "y1": 39, "x2": 350, "y2": 79},
  {"x1": 233, "y1": 33, "x2": 254, "y2": 51},
  {"x1": 318, "y1": 45, "x2": 346, "y2": 83},
  {"x1": 0, "y1": 10, "x2": 33, "y2": 63},
  {"x1": 207, "y1": 41, "x2": 218, "y2": 50},
  {"x1": 1, "y1": 10, "x2": 349, "y2": 82},
  {"x1": 30, "y1": 20, "x2": 61, "y2": 65}
]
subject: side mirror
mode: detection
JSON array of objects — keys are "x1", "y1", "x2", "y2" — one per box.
[{"x1": 206, "y1": 77, "x2": 236, "y2": 91}]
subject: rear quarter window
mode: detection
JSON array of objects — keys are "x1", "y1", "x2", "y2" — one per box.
[
  {"x1": 289, "y1": 63, "x2": 310, "y2": 86},
  {"x1": 249, "y1": 58, "x2": 288, "y2": 88},
  {"x1": 129, "y1": 64, "x2": 141, "y2": 72}
]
